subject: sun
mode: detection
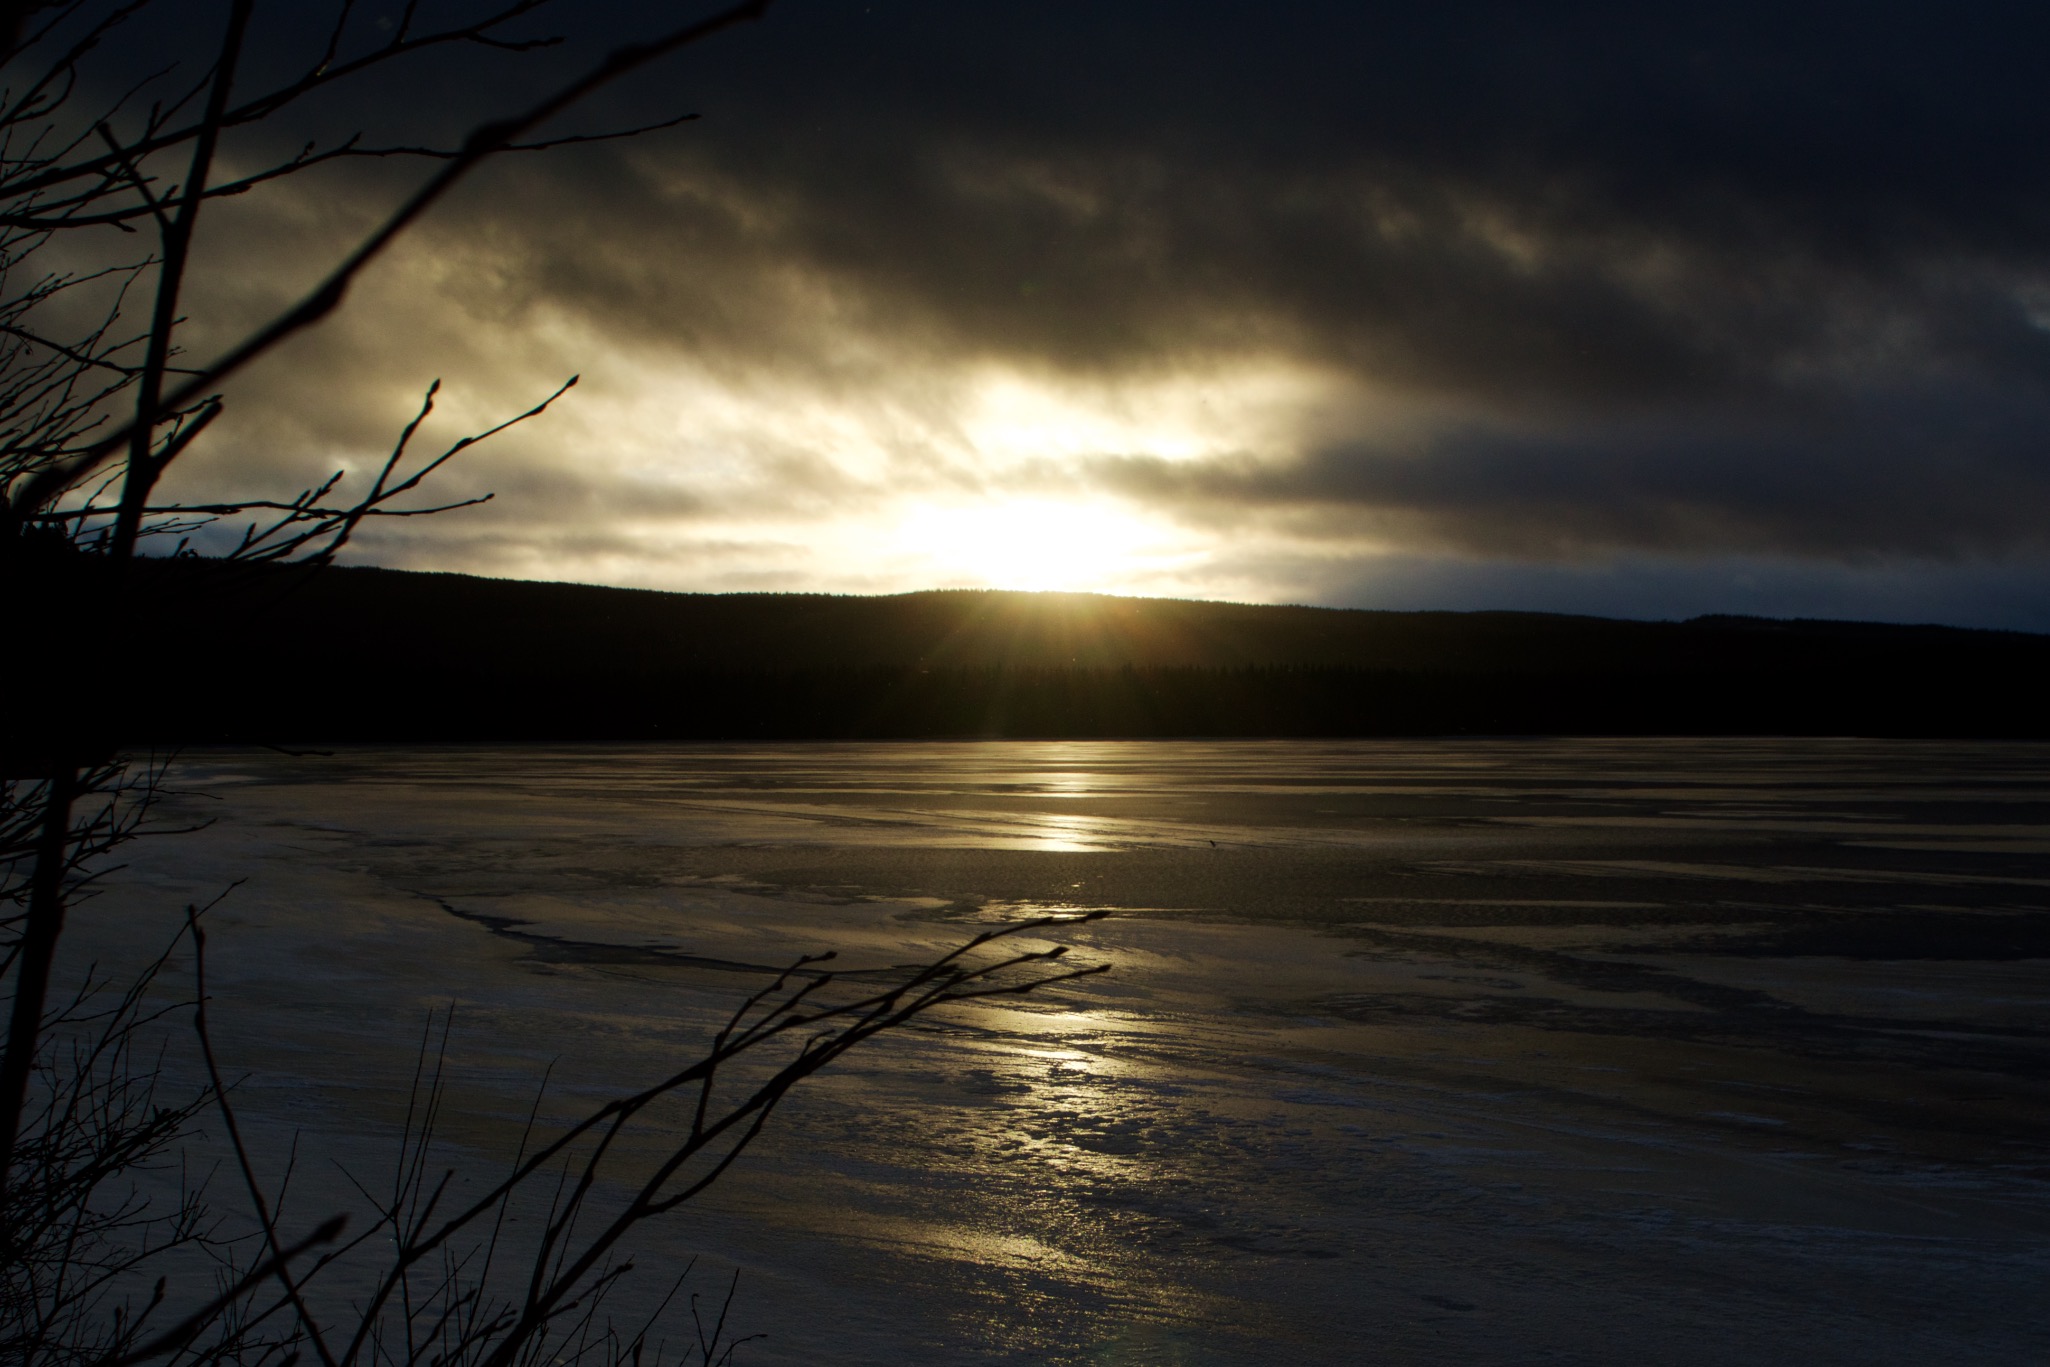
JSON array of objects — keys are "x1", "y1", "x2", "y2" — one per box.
[{"x1": 898, "y1": 498, "x2": 1173, "y2": 593}]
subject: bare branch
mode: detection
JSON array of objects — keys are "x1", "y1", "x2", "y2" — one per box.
[
  {"x1": 92, "y1": 119, "x2": 170, "y2": 234},
  {"x1": 10, "y1": 0, "x2": 772, "y2": 522},
  {"x1": 186, "y1": 907, "x2": 342, "y2": 1367},
  {"x1": 108, "y1": 0, "x2": 251, "y2": 560},
  {"x1": 92, "y1": 1215, "x2": 345, "y2": 1367}
]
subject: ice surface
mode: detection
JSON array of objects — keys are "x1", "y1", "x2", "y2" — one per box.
[{"x1": 72, "y1": 739, "x2": 2050, "y2": 1365}]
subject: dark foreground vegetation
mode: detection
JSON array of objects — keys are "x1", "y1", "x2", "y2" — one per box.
[
  {"x1": 108, "y1": 560, "x2": 2050, "y2": 741},
  {"x1": 1, "y1": 5, "x2": 1088, "y2": 1366}
]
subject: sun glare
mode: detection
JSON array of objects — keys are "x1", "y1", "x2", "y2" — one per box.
[{"x1": 898, "y1": 498, "x2": 1177, "y2": 593}]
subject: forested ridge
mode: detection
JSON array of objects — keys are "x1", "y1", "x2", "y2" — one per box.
[{"x1": 116, "y1": 561, "x2": 2050, "y2": 739}]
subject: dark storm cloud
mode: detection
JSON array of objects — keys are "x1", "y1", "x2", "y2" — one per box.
[
  {"x1": 1080, "y1": 382, "x2": 2050, "y2": 558},
  {"x1": 129, "y1": 2, "x2": 2050, "y2": 589},
  {"x1": 652, "y1": 0, "x2": 2050, "y2": 385}
]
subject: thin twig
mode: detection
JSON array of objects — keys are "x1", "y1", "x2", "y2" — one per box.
[
  {"x1": 11, "y1": 0, "x2": 772, "y2": 522},
  {"x1": 186, "y1": 906, "x2": 344, "y2": 1367}
]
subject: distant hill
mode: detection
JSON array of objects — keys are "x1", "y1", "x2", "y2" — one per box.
[{"x1": 109, "y1": 562, "x2": 2050, "y2": 740}]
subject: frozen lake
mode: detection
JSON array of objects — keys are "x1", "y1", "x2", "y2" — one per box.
[{"x1": 81, "y1": 740, "x2": 2050, "y2": 1364}]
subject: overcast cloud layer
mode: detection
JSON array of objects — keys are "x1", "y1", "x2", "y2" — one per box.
[{"x1": 116, "y1": 1, "x2": 2050, "y2": 625}]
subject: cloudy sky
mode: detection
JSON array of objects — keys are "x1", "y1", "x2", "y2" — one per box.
[{"x1": 114, "y1": 2, "x2": 2050, "y2": 626}]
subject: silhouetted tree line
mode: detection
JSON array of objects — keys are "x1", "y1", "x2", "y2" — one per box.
[
  {"x1": 99, "y1": 561, "x2": 2050, "y2": 742},
  {"x1": 122, "y1": 661, "x2": 2049, "y2": 741}
]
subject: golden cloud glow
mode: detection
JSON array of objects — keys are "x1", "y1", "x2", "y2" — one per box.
[
  {"x1": 184, "y1": 222, "x2": 1374, "y2": 602},
  {"x1": 954, "y1": 364, "x2": 1327, "y2": 468}
]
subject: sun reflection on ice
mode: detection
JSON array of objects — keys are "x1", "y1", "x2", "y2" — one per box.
[
  {"x1": 1019, "y1": 809, "x2": 1113, "y2": 852},
  {"x1": 1018, "y1": 1045, "x2": 1097, "y2": 1078},
  {"x1": 1032, "y1": 769, "x2": 1096, "y2": 798}
]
